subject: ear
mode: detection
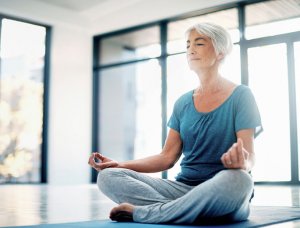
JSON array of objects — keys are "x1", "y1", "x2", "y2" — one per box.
[{"x1": 217, "y1": 53, "x2": 224, "y2": 61}]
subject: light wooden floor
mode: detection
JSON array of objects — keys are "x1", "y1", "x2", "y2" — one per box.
[{"x1": 0, "y1": 184, "x2": 300, "y2": 227}]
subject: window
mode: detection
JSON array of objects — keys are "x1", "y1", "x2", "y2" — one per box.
[
  {"x1": 98, "y1": 26, "x2": 160, "y2": 65},
  {"x1": 93, "y1": 1, "x2": 300, "y2": 184},
  {"x1": 95, "y1": 25, "x2": 162, "y2": 178},
  {"x1": 245, "y1": 0, "x2": 300, "y2": 39},
  {"x1": 99, "y1": 61, "x2": 162, "y2": 178},
  {"x1": 167, "y1": 8, "x2": 239, "y2": 54},
  {"x1": 0, "y1": 18, "x2": 49, "y2": 183},
  {"x1": 248, "y1": 44, "x2": 291, "y2": 181}
]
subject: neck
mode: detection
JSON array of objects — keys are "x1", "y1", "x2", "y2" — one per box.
[{"x1": 195, "y1": 68, "x2": 222, "y2": 94}]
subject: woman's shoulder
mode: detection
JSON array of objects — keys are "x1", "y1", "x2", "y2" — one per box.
[
  {"x1": 233, "y1": 84, "x2": 254, "y2": 97},
  {"x1": 231, "y1": 84, "x2": 257, "y2": 108},
  {"x1": 221, "y1": 78, "x2": 250, "y2": 98},
  {"x1": 172, "y1": 90, "x2": 194, "y2": 111},
  {"x1": 175, "y1": 90, "x2": 193, "y2": 105}
]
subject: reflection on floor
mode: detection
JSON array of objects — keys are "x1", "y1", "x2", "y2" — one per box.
[{"x1": 0, "y1": 184, "x2": 300, "y2": 227}]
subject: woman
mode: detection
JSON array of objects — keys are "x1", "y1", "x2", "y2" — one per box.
[{"x1": 88, "y1": 22, "x2": 262, "y2": 224}]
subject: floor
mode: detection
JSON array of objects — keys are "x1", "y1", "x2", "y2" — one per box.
[{"x1": 0, "y1": 184, "x2": 300, "y2": 227}]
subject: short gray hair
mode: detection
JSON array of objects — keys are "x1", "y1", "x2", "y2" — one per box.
[{"x1": 185, "y1": 22, "x2": 233, "y2": 58}]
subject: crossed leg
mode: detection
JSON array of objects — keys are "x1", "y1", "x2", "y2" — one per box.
[{"x1": 97, "y1": 168, "x2": 253, "y2": 224}]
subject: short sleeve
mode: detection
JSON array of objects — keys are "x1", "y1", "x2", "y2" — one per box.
[
  {"x1": 167, "y1": 100, "x2": 180, "y2": 133},
  {"x1": 235, "y1": 87, "x2": 263, "y2": 138}
]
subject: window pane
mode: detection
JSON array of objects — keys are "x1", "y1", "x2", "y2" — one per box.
[
  {"x1": 248, "y1": 44, "x2": 291, "y2": 181},
  {"x1": 0, "y1": 19, "x2": 46, "y2": 183},
  {"x1": 99, "y1": 60, "x2": 162, "y2": 177},
  {"x1": 246, "y1": 0, "x2": 300, "y2": 39},
  {"x1": 99, "y1": 26, "x2": 160, "y2": 65},
  {"x1": 220, "y1": 44, "x2": 241, "y2": 85},
  {"x1": 167, "y1": 8, "x2": 239, "y2": 54},
  {"x1": 295, "y1": 42, "x2": 300, "y2": 180}
]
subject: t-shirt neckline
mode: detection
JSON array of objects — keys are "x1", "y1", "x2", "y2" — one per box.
[{"x1": 191, "y1": 85, "x2": 242, "y2": 115}]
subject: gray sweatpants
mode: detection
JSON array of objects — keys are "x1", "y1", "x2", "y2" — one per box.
[{"x1": 97, "y1": 168, "x2": 253, "y2": 224}]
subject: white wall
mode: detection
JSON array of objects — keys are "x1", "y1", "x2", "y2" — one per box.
[
  {"x1": 48, "y1": 26, "x2": 91, "y2": 184},
  {"x1": 0, "y1": 0, "x2": 238, "y2": 184}
]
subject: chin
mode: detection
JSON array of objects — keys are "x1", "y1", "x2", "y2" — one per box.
[{"x1": 188, "y1": 64, "x2": 202, "y2": 72}]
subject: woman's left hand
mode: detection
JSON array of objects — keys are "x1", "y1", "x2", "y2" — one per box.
[{"x1": 221, "y1": 138, "x2": 249, "y2": 170}]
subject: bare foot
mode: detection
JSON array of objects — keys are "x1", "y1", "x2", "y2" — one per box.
[{"x1": 109, "y1": 203, "x2": 135, "y2": 222}]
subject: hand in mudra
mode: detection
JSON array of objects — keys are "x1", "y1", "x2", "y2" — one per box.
[
  {"x1": 221, "y1": 138, "x2": 250, "y2": 170},
  {"x1": 88, "y1": 152, "x2": 119, "y2": 171}
]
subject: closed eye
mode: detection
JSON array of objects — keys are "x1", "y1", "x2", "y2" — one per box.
[{"x1": 186, "y1": 43, "x2": 204, "y2": 49}]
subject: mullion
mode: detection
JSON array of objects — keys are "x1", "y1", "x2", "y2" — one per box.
[
  {"x1": 286, "y1": 42, "x2": 299, "y2": 184},
  {"x1": 160, "y1": 21, "x2": 168, "y2": 179}
]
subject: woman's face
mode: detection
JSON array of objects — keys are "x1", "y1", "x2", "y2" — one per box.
[{"x1": 186, "y1": 29, "x2": 221, "y2": 72}]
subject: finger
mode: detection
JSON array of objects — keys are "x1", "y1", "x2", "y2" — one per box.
[
  {"x1": 229, "y1": 144, "x2": 238, "y2": 164},
  {"x1": 99, "y1": 162, "x2": 114, "y2": 169},
  {"x1": 95, "y1": 153, "x2": 104, "y2": 160},
  {"x1": 99, "y1": 161, "x2": 117, "y2": 170},
  {"x1": 237, "y1": 138, "x2": 243, "y2": 152},
  {"x1": 89, "y1": 153, "x2": 95, "y2": 159},
  {"x1": 93, "y1": 165, "x2": 101, "y2": 171},
  {"x1": 237, "y1": 138, "x2": 248, "y2": 161},
  {"x1": 243, "y1": 148, "x2": 249, "y2": 160},
  {"x1": 89, "y1": 160, "x2": 97, "y2": 169},
  {"x1": 94, "y1": 152, "x2": 103, "y2": 157},
  {"x1": 223, "y1": 153, "x2": 232, "y2": 166},
  {"x1": 221, "y1": 154, "x2": 229, "y2": 168},
  {"x1": 88, "y1": 153, "x2": 95, "y2": 165},
  {"x1": 237, "y1": 141, "x2": 245, "y2": 163},
  {"x1": 98, "y1": 164, "x2": 109, "y2": 170}
]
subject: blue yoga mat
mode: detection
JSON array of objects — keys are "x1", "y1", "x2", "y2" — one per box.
[{"x1": 12, "y1": 206, "x2": 300, "y2": 228}]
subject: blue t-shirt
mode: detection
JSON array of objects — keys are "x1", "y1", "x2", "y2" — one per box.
[{"x1": 167, "y1": 85, "x2": 263, "y2": 186}]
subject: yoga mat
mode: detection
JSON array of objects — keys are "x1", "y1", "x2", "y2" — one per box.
[{"x1": 11, "y1": 206, "x2": 300, "y2": 228}]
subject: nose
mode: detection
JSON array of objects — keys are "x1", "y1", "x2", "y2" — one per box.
[{"x1": 187, "y1": 46, "x2": 196, "y2": 55}]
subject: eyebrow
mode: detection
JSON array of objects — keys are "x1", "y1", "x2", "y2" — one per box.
[{"x1": 186, "y1": 37, "x2": 207, "y2": 43}]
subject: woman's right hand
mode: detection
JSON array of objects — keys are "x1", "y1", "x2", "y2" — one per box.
[{"x1": 88, "y1": 152, "x2": 119, "y2": 171}]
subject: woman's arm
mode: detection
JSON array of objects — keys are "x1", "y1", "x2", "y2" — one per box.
[
  {"x1": 119, "y1": 129, "x2": 182, "y2": 172},
  {"x1": 221, "y1": 129, "x2": 255, "y2": 172},
  {"x1": 88, "y1": 129, "x2": 182, "y2": 173}
]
